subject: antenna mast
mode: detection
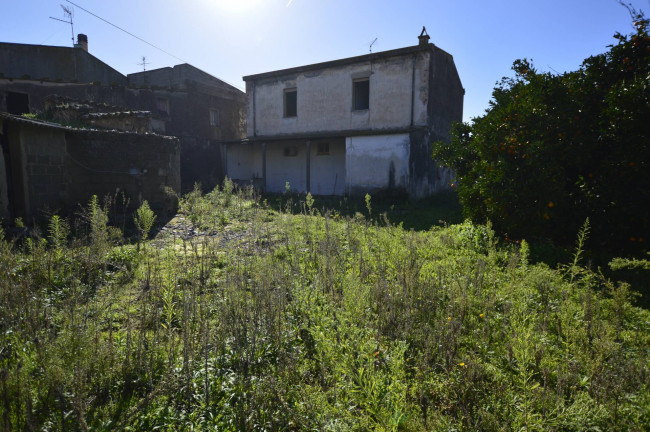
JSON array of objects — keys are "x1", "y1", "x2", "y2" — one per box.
[
  {"x1": 49, "y1": 5, "x2": 75, "y2": 46},
  {"x1": 369, "y1": 37, "x2": 378, "y2": 53},
  {"x1": 137, "y1": 56, "x2": 150, "y2": 71}
]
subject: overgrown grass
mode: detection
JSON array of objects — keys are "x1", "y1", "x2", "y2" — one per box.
[{"x1": 0, "y1": 185, "x2": 648, "y2": 431}]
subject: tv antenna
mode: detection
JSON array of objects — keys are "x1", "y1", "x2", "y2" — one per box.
[
  {"x1": 137, "y1": 56, "x2": 149, "y2": 71},
  {"x1": 369, "y1": 37, "x2": 378, "y2": 53},
  {"x1": 49, "y1": 5, "x2": 75, "y2": 47}
]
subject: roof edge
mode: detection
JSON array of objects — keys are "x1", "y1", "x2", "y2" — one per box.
[{"x1": 243, "y1": 43, "x2": 443, "y2": 82}]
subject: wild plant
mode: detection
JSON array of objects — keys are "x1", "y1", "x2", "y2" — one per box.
[{"x1": 134, "y1": 200, "x2": 157, "y2": 242}]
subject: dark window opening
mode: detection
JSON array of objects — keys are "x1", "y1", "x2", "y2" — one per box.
[
  {"x1": 6, "y1": 92, "x2": 30, "y2": 115},
  {"x1": 353, "y1": 79, "x2": 369, "y2": 111},
  {"x1": 284, "y1": 88, "x2": 297, "y2": 117},
  {"x1": 317, "y1": 142, "x2": 330, "y2": 155},
  {"x1": 209, "y1": 109, "x2": 219, "y2": 126},
  {"x1": 283, "y1": 146, "x2": 298, "y2": 157},
  {"x1": 156, "y1": 97, "x2": 169, "y2": 116}
]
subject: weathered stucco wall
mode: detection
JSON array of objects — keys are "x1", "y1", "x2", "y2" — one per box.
[
  {"x1": 345, "y1": 134, "x2": 410, "y2": 194},
  {"x1": 310, "y1": 139, "x2": 346, "y2": 195},
  {"x1": 247, "y1": 51, "x2": 430, "y2": 137},
  {"x1": 266, "y1": 142, "x2": 307, "y2": 193},
  {"x1": 225, "y1": 142, "x2": 263, "y2": 186}
]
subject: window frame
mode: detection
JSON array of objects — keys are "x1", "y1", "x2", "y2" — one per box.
[
  {"x1": 283, "y1": 88, "x2": 297, "y2": 118},
  {"x1": 352, "y1": 78, "x2": 370, "y2": 111},
  {"x1": 156, "y1": 97, "x2": 170, "y2": 116},
  {"x1": 316, "y1": 142, "x2": 330, "y2": 156},
  {"x1": 209, "y1": 109, "x2": 219, "y2": 127}
]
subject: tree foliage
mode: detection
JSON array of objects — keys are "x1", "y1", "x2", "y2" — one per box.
[{"x1": 433, "y1": 10, "x2": 650, "y2": 252}]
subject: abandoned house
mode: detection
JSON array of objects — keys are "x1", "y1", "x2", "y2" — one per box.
[
  {"x1": 0, "y1": 111, "x2": 180, "y2": 221},
  {"x1": 225, "y1": 29, "x2": 464, "y2": 198},
  {"x1": 0, "y1": 34, "x2": 246, "y2": 193}
]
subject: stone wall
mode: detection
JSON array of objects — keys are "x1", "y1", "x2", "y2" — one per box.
[
  {"x1": 0, "y1": 76, "x2": 246, "y2": 191},
  {"x1": 65, "y1": 130, "x2": 180, "y2": 214},
  {"x1": 0, "y1": 114, "x2": 180, "y2": 221}
]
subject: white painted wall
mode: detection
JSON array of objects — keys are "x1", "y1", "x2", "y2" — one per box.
[
  {"x1": 345, "y1": 134, "x2": 410, "y2": 192},
  {"x1": 266, "y1": 142, "x2": 307, "y2": 193},
  {"x1": 310, "y1": 139, "x2": 346, "y2": 195},
  {"x1": 248, "y1": 51, "x2": 430, "y2": 137},
  {"x1": 225, "y1": 142, "x2": 263, "y2": 184}
]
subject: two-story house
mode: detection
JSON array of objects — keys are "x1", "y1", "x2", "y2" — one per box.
[{"x1": 225, "y1": 29, "x2": 464, "y2": 198}]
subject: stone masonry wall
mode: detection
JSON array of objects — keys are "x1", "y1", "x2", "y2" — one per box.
[{"x1": 65, "y1": 130, "x2": 180, "y2": 214}]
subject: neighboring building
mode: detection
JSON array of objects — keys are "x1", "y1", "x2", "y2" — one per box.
[
  {"x1": 0, "y1": 35, "x2": 246, "y2": 192},
  {"x1": 0, "y1": 112, "x2": 180, "y2": 221},
  {"x1": 225, "y1": 29, "x2": 464, "y2": 198}
]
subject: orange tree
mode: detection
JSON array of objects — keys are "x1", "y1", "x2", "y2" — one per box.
[{"x1": 433, "y1": 14, "x2": 650, "y2": 253}]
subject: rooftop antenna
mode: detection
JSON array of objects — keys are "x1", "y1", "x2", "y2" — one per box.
[
  {"x1": 137, "y1": 56, "x2": 149, "y2": 71},
  {"x1": 369, "y1": 37, "x2": 378, "y2": 53},
  {"x1": 49, "y1": 5, "x2": 75, "y2": 47}
]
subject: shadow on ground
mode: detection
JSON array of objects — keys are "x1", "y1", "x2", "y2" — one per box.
[{"x1": 263, "y1": 189, "x2": 464, "y2": 231}]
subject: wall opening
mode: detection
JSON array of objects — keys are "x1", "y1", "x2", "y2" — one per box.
[
  {"x1": 352, "y1": 79, "x2": 369, "y2": 111},
  {"x1": 6, "y1": 92, "x2": 30, "y2": 115},
  {"x1": 284, "y1": 88, "x2": 297, "y2": 117}
]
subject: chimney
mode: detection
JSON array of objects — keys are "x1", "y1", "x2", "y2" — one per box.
[
  {"x1": 75, "y1": 34, "x2": 88, "y2": 52},
  {"x1": 418, "y1": 26, "x2": 430, "y2": 47}
]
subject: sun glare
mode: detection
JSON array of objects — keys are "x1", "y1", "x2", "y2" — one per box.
[{"x1": 212, "y1": 0, "x2": 266, "y2": 15}]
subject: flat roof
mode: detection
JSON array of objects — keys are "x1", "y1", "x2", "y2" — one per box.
[{"x1": 243, "y1": 43, "x2": 445, "y2": 82}]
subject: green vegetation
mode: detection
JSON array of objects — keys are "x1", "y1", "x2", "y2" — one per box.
[
  {"x1": 433, "y1": 10, "x2": 649, "y2": 254},
  {"x1": 1, "y1": 186, "x2": 649, "y2": 430}
]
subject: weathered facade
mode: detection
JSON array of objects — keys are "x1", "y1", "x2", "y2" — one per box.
[
  {"x1": 0, "y1": 112, "x2": 180, "y2": 221},
  {"x1": 226, "y1": 30, "x2": 464, "y2": 198},
  {"x1": 0, "y1": 35, "x2": 246, "y2": 192}
]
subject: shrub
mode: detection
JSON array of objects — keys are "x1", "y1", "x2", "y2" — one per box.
[{"x1": 433, "y1": 10, "x2": 650, "y2": 253}]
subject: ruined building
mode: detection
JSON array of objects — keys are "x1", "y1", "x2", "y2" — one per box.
[
  {"x1": 225, "y1": 29, "x2": 464, "y2": 198},
  {"x1": 0, "y1": 34, "x2": 246, "y2": 193}
]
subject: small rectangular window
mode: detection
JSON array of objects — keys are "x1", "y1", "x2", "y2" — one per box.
[
  {"x1": 283, "y1": 146, "x2": 298, "y2": 157},
  {"x1": 317, "y1": 142, "x2": 330, "y2": 156},
  {"x1": 284, "y1": 88, "x2": 297, "y2": 117},
  {"x1": 353, "y1": 79, "x2": 369, "y2": 111},
  {"x1": 209, "y1": 109, "x2": 219, "y2": 126},
  {"x1": 156, "y1": 97, "x2": 169, "y2": 115}
]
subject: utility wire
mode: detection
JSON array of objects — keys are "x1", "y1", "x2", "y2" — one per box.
[
  {"x1": 65, "y1": 0, "x2": 245, "y2": 91},
  {"x1": 65, "y1": 0, "x2": 187, "y2": 64}
]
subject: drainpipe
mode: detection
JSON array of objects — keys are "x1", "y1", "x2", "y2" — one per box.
[
  {"x1": 252, "y1": 82, "x2": 257, "y2": 137},
  {"x1": 410, "y1": 54, "x2": 416, "y2": 127},
  {"x1": 261, "y1": 142, "x2": 266, "y2": 192},
  {"x1": 306, "y1": 140, "x2": 311, "y2": 193}
]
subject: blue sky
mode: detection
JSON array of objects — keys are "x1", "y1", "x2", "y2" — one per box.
[{"x1": 1, "y1": 0, "x2": 647, "y2": 121}]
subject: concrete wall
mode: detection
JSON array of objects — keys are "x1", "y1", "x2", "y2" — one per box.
[
  {"x1": 310, "y1": 139, "x2": 346, "y2": 195},
  {"x1": 128, "y1": 64, "x2": 241, "y2": 94},
  {"x1": 266, "y1": 141, "x2": 307, "y2": 193},
  {"x1": 0, "y1": 43, "x2": 126, "y2": 85},
  {"x1": 0, "y1": 148, "x2": 8, "y2": 219},
  {"x1": 345, "y1": 134, "x2": 410, "y2": 194},
  {"x1": 247, "y1": 51, "x2": 430, "y2": 137},
  {"x1": 225, "y1": 142, "x2": 263, "y2": 186}
]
